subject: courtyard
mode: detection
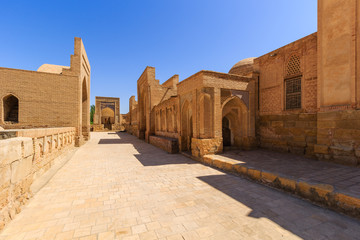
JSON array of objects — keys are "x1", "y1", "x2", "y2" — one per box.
[{"x1": 1, "y1": 132, "x2": 359, "y2": 240}]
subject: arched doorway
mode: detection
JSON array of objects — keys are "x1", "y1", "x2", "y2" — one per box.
[
  {"x1": 101, "y1": 107, "x2": 115, "y2": 130},
  {"x1": 222, "y1": 116, "x2": 231, "y2": 146},
  {"x1": 222, "y1": 96, "x2": 248, "y2": 149},
  {"x1": 3, "y1": 94, "x2": 19, "y2": 123},
  {"x1": 181, "y1": 101, "x2": 193, "y2": 152}
]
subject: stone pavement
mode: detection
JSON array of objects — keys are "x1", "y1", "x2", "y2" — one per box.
[
  {"x1": 202, "y1": 149, "x2": 360, "y2": 218},
  {"x1": 1, "y1": 132, "x2": 360, "y2": 240}
]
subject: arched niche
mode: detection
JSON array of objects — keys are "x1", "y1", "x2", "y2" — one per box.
[
  {"x1": 3, "y1": 94, "x2": 19, "y2": 123},
  {"x1": 222, "y1": 96, "x2": 248, "y2": 148}
]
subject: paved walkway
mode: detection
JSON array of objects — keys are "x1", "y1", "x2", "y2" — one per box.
[
  {"x1": 1, "y1": 132, "x2": 360, "y2": 240},
  {"x1": 218, "y1": 149, "x2": 360, "y2": 196}
]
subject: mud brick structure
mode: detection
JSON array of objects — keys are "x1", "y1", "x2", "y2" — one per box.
[
  {"x1": 125, "y1": 0, "x2": 360, "y2": 167},
  {"x1": 92, "y1": 96, "x2": 123, "y2": 131},
  {"x1": 0, "y1": 38, "x2": 91, "y2": 146}
]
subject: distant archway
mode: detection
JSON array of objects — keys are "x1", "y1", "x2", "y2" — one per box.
[
  {"x1": 222, "y1": 96, "x2": 248, "y2": 148},
  {"x1": 181, "y1": 100, "x2": 193, "y2": 152},
  {"x1": 101, "y1": 107, "x2": 115, "y2": 124},
  {"x1": 3, "y1": 94, "x2": 19, "y2": 123}
]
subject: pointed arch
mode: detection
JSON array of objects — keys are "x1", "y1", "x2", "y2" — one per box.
[
  {"x1": 199, "y1": 93, "x2": 213, "y2": 138},
  {"x1": 181, "y1": 100, "x2": 193, "y2": 151},
  {"x1": 2, "y1": 94, "x2": 19, "y2": 123},
  {"x1": 221, "y1": 96, "x2": 249, "y2": 148}
]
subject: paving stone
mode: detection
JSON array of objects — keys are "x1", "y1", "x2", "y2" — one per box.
[{"x1": 0, "y1": 132, "x2": 359, "y2": 240}]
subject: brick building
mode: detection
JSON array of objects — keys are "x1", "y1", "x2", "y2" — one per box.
[
  {"x1": 92, "y1": 96, "x2": 122, "y2": 131},
  {"x1": 125, "y1": 0, "x2": 360, "y2": 167},
  {"x1": 0, "y1": 37, "x2": 91, "y2": 146}
]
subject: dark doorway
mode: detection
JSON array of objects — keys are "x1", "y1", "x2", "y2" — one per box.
[
  {"x1": 222, "y1": 117, "x2": 231, "y2": 147},
  {"x1": 3, "y1": 95, "x2": 19, "y2": 123}
]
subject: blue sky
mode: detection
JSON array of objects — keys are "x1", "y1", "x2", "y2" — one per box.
[{"x1": 0, "y1": 0, "x2": 317, "y2": 113}]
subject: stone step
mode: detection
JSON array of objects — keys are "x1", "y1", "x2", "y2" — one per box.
[{"x1": 183, "y1": 153, "x2": 360, "y2": 219}]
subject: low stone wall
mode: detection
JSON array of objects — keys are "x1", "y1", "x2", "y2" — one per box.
[
  {"x1": 0, "y1": 127, "x2": 75, "y2": 230},
  {"x1": 154, "y1": 131, "x2": 178, "y2": 139},
  {"x1": 202, "y1": 154, "x2": 360, "y2": 219},
  {"x1": 258, "y1": 113, "x2": 317, "y2": 157},
  {"x1": 92, "y1": 124, "x2": 104, "y2": 131},
  {"x1": 112, "y1": 124, "x2": 125, "y2": 131},
  {"x1": 314, "y1": 110, "x2": 360, "y2": 166},
  {"x1": 125, "y1": 124, "x2": 139, "y2": 137},
  {"x1": 149, "y1": 135, "x2": 179, "y2": 154},
  {"x1": 191, "y1": 138, "x2": 223, "y2": 158}
]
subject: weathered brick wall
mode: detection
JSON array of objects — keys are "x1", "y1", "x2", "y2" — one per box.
[
  {"x1": 154, "y1": 96, "x2": 179, "y2": 139},
  {"x1": 0, "y1": 127, "x2": 75, "y2": 230},
  {"x1": 255, "y1": 33, "x2": 318, "y2": 156},
  {"x1": 137, "y1": 67, "x2": 179, "y2": 142},
  {"x1": 258, "y1": 113, "x2": 317, "y2": 156},
  {"x1": 191, "y1": 138, "x2": 222, "y2": 158}
]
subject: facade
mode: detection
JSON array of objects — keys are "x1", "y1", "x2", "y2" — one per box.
[
  {"x1": 92, "y1": 96, "x2": 122, "y2": 131},
  {"x1": 0, "y1": 37, "x2": 91, "y2": 146},
  {"x1": 125, "y1": 0, "x2": 360, "y2": 167}
]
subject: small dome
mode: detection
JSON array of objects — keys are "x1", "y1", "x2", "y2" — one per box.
[
  {"x1": 229, "y1": 57, "x2": 256, "y2": 76},
  {"x1": 37, "y1": 64, "x2": 70, "y2": 74}
]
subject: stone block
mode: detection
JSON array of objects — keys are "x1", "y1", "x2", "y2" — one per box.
[
  {"x1": 317, "y1": 121, "x2": 336, "y2": 129},
  {"x1": 312, "y1": 184, "x2": 334, "y2": 199},
  {"x1": 233, "y1": 164, "x2": 247, "y2": 175},
  {"x1": 298, "y1": 113, "x2": 317, "y2": 121},
  {"x1": 271, "y1": 121, "x2": 283, "y2": 127},
  {"x1": 0, "y1": 138, "x2": 23, "y2": 165},
  {"x1": 0, "y1": 188, "x2": 9, "y2": 208},
  {"x1": 296, "y1": 181, "x2": 312, "y2": 198},
  {"x1": 335, "y1": 193, "x2": 360, "y2": 209},
  {"x1": 10, "y1": 156, "x2": 33, "y2": 184},
  {"x1": 336, "y1": 120, "x2": 360, "y2": 130},
  {"x1": 222, "y1": 161, "x2": 235, "y2": 172},
  {"x1": 212, "y1": 159, "x2": 224, "y2": 169},
  {"x1": 0, "y1": 166, "x2": 11, "y2": 189},
  {"x1": 278, "y1": 177, "x2": 296, "y2": 192},
  {"x1": 247, "y1": 168, "x2": 261, "y2": 180},
  {"x1": 23, "y1": 138, "x2": 34, "y2": 158},
  {"x1": 314, "y1": 144, "x2": 329, "y2": 154},
  {"x1": 284, "y1": 121, "x2": 296, "y2": 128},
  {"x1": 202, "y1": 155, "x2": 213, "y2": 166},
  {"x1": 261, "y1": 171, "x2": 277, "y2": 183},
  {"x1": 330, "y1": 145, "x2": 353, "y2": 156}
]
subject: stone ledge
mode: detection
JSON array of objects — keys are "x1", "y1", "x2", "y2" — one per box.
[
  {"x1": 200, "y1": 154, "x2": 360, "y2": 219},
  {"x1": 149, "y1": 135, "x2": 179, "y2": 154}
]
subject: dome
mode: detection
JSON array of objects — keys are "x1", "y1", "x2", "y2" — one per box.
[
  {"x1": 229, "y1": 57, "x2": 256, "y2": 76},
  {"x1": 37, "y1": 64, "x2": 70, "y2": 74}
]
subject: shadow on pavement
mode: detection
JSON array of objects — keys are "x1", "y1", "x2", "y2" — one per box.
[
  {"x1": 197, "y1": 174, "x2": 359, "y2": 240},
  {"x1": 98, "y1": 132, "x2": 196, "y2": 166}
]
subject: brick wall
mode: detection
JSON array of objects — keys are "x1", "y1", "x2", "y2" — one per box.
[
  {"x1": 0, "y1": 38, "x2": 90, "y2": 145},
  {"x1": 255, "y1": 33, "x2": 318, "y2": 156}
]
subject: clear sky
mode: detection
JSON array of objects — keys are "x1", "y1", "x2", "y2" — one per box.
[{"x1": 0, "y1": 0, "x2": 317, "y2": 113}]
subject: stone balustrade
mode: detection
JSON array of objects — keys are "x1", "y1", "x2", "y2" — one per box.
[{"x1": 0, "y1": 127, "x2": 75, "y2": 230}]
